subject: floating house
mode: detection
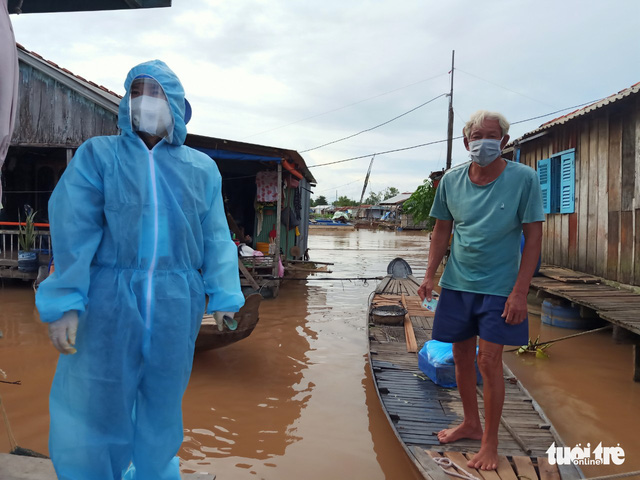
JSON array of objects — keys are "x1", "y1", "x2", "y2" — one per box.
[
  {"x1": 507, "y1": 81, "x2": 640, "y2": 287},
  {"x1": 1, "y1": 44, "x2": 316, "y2": 293},
  {"x1": 378, "y1": 191, "x2": 428, "y2": 230}
]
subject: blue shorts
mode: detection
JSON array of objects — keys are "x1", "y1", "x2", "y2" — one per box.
[{"x1": 432, "y1": 288, "x2": 529, "y2": 346}]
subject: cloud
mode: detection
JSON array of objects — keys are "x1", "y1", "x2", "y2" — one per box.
[{"x1": 9, "y1": 0, "x2": 640, "y2": 197}]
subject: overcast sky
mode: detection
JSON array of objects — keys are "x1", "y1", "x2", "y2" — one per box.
[{"x1": 10, "y1": 0, "x2": 640, "y2": 201}]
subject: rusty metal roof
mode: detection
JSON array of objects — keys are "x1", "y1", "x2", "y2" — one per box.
[
  {"x1": 16, "y1": 43, "x2": 121, "y2": 114},
  {"x1": 517, "y1": 81, "x2": 640, "y2": 141}
]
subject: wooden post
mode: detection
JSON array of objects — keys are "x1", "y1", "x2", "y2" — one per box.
[
  {"x1": 273, "y1": 162, "x2": 282, "y2": 278},
  {"x1": 634, "y1": 344, "x2": 640, "y2": 382},
  {"x1": 66, "y1": 148, "x2": 73, "y2": 165},
  {"x1": 445, "y1": 50, "x2": 455, "y2": 170}
]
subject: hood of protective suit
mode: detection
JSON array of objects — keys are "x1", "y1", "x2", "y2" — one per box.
[{"x1": 118, "y1": 60, "x2": 188, "y2": 146}]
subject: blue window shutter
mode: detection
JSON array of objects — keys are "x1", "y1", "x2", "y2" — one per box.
[
  {"x1": 559, "y1": 152, "x2": 575, "y2": 214},
  {"x1": 537, "y1": 158, "x2": 551, "y2": 214}
]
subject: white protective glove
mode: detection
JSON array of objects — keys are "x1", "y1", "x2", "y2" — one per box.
[
  {"x1": 48, "y1": 310, "x2": 78, "y2": 354},
  {"x1": 213, "y1": 311, "x2": 237, "y2": 332}
]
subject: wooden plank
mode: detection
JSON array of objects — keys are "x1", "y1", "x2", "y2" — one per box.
[
  {"x1": 463, "y1": 453, "x2": 501, "y2": 480},
  {"x1": 621, "y1": 109, "x2": 636, "y2": 212},
  {"x1": 537, "y1": 457, "x2": 561, "y2": 480},
  {"x1": 596, "y1": 115, "x2": 609, "y2": 278},
  {"x1": 513, "y1": 456, "x2": 538, "y2": 480},
  {"x1": 402, "y1": 294, "x2": 418, "y2": 353},
  {"x1": 608, "y1": 114, "x2": 623, "y2": 212},
  {"x1": 577, "y1": 121, "x2": 589, "y2": 272},
  {"x1": 607, "y1": 211, "x2": 620, "y2": 279},
  {"x1": 568, "y1": 212, "x2": 578, "y2": 270},
  {"x1": 586, "y1": 117, "x2": 598, "y2": 274},
  {"x1": 443, "y1": 451, "x2": 481, "y2": 479},
  {"x1": 495, "y1": 456, "x2": 518, "y2": 480},
  {"x1": 238, "y1": 258, "x2": 261, "y2": 290},
  {"x1": 620, "y1": 210, "x2": 633, "y2": 284},
  {"x1": 409, "y1": 447, "x2": 451, "y2": 480},
  {"x1": 636, "y1": 208, "x2": 640, "y2": 286}
]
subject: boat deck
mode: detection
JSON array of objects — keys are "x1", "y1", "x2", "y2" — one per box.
[{"x1": 369, "y1": 272, "x2": 582, "y2": 480}]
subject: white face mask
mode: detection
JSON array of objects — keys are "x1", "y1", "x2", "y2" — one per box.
[
  {"x1": 130, "y1": 95, "x2": 174, "y2": 141},
  {"x1": 468, "y1": 138, "x2": 502, "y2": 167}
]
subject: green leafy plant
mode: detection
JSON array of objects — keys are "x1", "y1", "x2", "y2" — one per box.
[
  {"x1": 18, "y1": 207, "x2": 37, "y2": 252},
  {"x1": 403, "y1": 178, "x2": 436, "y2": 230},
  {"x1": 516, "y1": 335, "x2": 552, "y2": 358}
]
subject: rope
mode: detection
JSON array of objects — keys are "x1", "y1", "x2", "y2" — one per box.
[
  {"x1": 433, "y1": 457, "x2": 481, "y2": 480},
  {"x1": 584, "y1": 471, "x2": 640, "y2": 480},
  {"x1": 0, "y1": 393, "x2": 18, "y2": 452},
  {"x1": 505, "y1": 325, "x2": 612, "y2": 353}
]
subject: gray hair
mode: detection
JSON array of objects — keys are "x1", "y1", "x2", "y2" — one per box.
[{"x1": 463, "y1": 110, "x2": 510, "y2": 138}]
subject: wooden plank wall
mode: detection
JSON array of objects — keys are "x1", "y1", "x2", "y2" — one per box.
[
  {"x1": 519, "y1": 95, "x2": 639, "y2": 287},
  {"x1": 12, "y1": 63, "x2": 119, "y2": 147}
]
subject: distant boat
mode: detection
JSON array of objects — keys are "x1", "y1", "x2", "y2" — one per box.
[{"x1": 309, "y1": 218, "x2": 354, "y2": 230}]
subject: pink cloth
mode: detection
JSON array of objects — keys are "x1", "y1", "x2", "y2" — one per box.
[
  {"x1": 0, "y1": 4, "x2": 19, "y2": 210},
  {"x1": 256, "y1": 170, "x2": 278, "y2": 203}
]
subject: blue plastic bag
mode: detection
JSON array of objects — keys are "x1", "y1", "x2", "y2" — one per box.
[{"x1": 418, "y1": 340, "x2": 482, "y2": 388}]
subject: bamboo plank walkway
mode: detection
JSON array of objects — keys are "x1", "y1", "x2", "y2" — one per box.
[
  {"x1": 530, "y1": 266, "x2": 640, "y2": 336},
  {"x1": 368, "y1": 267, "x2": 582, "y2": 480}
]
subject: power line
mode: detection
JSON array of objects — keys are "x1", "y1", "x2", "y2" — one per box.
[
  {"x1": 300, "y1": 93, "x2": 447, "y2": 153},
  {"x1": 240, "y1": 72, "x2": 449, "y2": 140},
  {"x1": 456, "y1": 68, "x2": 557, "y2": 108},
  {"x1": 307, "y1": 98, "x2": 606, "y2": 169},
  {"x1": 315, "y1": 177, "x2": 365, "y2": 193},
  {"x1": 308, "y1": 137, "x2": 459, "y2": 168},
  {"x1": 510, "y1": 98, "x2": 604, "y2": 125}
]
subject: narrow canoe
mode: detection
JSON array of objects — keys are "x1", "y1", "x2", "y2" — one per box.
[{"x1": 367, "y1": 258, "x2": 583, "y2": 480}]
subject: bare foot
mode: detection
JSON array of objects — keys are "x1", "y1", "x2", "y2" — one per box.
[
  {"x1": 467, "y1": 445, "x2": 499, "y2": 471},
  {"x1": 437, "y1": 422, "x2": 483, "y2": 444}
]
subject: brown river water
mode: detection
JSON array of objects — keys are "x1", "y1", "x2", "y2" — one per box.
[{"x1": 0, "y1": 229, "x2": 638, "y2": 479}]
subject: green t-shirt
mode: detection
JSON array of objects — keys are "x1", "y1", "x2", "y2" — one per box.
[{"x1": 430, "y1": 160, "x2": 545, "y2": 297}]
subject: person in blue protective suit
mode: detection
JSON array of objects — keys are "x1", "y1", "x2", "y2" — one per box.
[{"x1": 35, "y1": 60, "x2": 245, "y2": 480}]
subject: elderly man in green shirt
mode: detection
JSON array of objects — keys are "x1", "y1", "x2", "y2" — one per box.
[{"x1": 419, "y1": 110, "x2": 544, "y2": 471}]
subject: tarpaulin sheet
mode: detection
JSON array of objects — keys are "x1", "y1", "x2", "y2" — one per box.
[
  {"x1": 0, "y1": 5, "x2": 18, "y2": 210},
  {"x1": 193, "y1": 146, "x2": 281, "y2": 163}
]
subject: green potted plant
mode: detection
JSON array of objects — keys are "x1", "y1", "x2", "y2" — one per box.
[{"x1": 17, "y1": 206, "x2": 38, "y2": 273}]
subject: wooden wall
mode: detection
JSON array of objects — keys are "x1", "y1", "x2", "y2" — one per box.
[
  {"x1": 11, "y1": 62, "x2": 119, "y2": 147},
  {"x1": 519, "y1": 95, "x2": 640, "y2": 286}
]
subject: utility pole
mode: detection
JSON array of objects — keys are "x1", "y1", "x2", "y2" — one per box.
[
  {"x1": 356, "y1": 155, "x2": 375, "y2": 220},
  {"x1": 446, "y1": 50, "x2": 455, "y2": 170}
]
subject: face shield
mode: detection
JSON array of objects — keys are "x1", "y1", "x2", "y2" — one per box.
[{"x1": 129, "y1": 76, "x2": 175, "y2": 143}]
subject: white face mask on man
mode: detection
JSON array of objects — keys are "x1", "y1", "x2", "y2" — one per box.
[
  {"x1": 130, "y1": 95, "x2": 174, "y2": 141},
  {"x1": 468, "y1": 138, "x2": 502, "y2": 167}
]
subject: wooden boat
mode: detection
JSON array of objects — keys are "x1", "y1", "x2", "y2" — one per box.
[
  {"x1": 309, "y1": 219, "x2": 355, "y2": 230},
  {"x1": 367, "y1": 258, "x2": 583, "y2": 480},
  {"x1": 195, "y1": 293, "x2": 262, "y2": 351},
  {"x1": 284, "y1": 261, "x2": 331, "y2": 279}
]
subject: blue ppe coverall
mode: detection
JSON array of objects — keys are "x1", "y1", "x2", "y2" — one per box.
[{"x1": 35, "y1": 60, "x2": 245, "y2": 479}]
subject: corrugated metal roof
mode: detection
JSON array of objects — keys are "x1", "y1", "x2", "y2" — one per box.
[
  {"x1": 9, "y1": 0, "x2": 171, "y2": 14},
  {"x1": 379, "y1": 192, "x2": 413, "y2": 205},
  {"x1": 517, "y1": 81, "x2": 640, "y2": 141}
]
